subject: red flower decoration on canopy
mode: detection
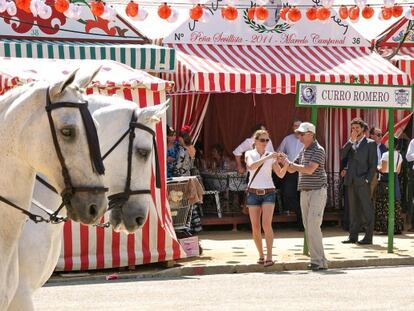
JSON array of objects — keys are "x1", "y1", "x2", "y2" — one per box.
[{"x1": 181, "y1": 125, "x2": 191, "y2": 134}]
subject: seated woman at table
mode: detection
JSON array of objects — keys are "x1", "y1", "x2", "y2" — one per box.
[
  {"x1": 166, "y1": 125, "x2": 179, "y2": 178},
  {"x1": 245, "y1": 129, "x2": 289, "y2": 267},
  {"x1": 175, "y1": 125, "x2": 196, "y2": 176},
  {"x1": 206, "y1": 144, "x2": 235, "y2": 171}
]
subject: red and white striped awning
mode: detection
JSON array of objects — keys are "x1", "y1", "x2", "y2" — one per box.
[
  {"x1": 390, "y1": 47, "x2": 414, "y2": 81},
  {"x1": 165, "y1": 44, "x2": 410, "y2": 94}
]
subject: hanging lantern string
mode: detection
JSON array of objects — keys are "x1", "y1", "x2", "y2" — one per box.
[{"x1": 99, "y1": 0, "x2": 414, "y2": 9}]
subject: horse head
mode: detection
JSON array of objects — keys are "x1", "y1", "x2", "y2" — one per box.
[
  {"x1": 90, "y1": 96, "x2": 169, "y2": 233},
  {"x1": 20, "y1": 69, "x2": 108, "y2": 224}
]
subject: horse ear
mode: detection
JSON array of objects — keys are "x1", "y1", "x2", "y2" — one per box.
[
  {"x1": 49, "y1": 68, "x2": 79, "y2": 97},
  {"x1": 137, "y1": 99, "x2": 170, "y2": 124},
  {"x1": 74, "y1": 66, "x2": 102, "y2": 89}
]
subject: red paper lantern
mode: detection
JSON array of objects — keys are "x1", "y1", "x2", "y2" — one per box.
[
  {"x1": 316, "y1": 7, "x2": 330, "y2": 21},
  {"x1": 279, "y1": 7, "x2": 289, "y2": 21},
  {"x1": 348, "y1": 6, "x2": 360, "y2": 21},
  {"x1": 221, "y1": 5, "x2": 238, "y2": 21},
  {"x1": 16, "y1": 0, "x2": 31, "y2": 13},
  {"x1": 287, "y1": 7, "x2": 301, "y2": 23},
  {"x1": 189, "y1": 4, "x2": 203, "y2": 21},
  {"x1": 361, "y1": 5, "x2": 374, "y2": 19},
  {"x1": 125, "y1": 1, "x2": 139, "y2": 18},
  {"x1": 247, "y1": 7, "x2": 256, "y2": 20},
  {"x1": 55, "y1": 0, "x2": 69, "y2": 13},
  {"x1": 411, "y1": 6, "x2": 414, "y2": 17},
  {"x1": 306, "y1": 7, "x2": 317, "y2": 21},
  {"x1": 158, "y1": 3, "x2": 172, "y2": 20},
  {"x1": 91, "y1": 0, "x2": 105, "y2": 17},
  {"x1": 392, "y1": 5, "x2": 404, "y2": 18},
  {"x1": 255, "y1": 6, "x2": 269, "y2": 21},
  {"x1": 339, "y1": 5, "x2": 348, "y2": 19},
  {"x1": 381, "y1": 6, "x2": 393, "y2": 20}
]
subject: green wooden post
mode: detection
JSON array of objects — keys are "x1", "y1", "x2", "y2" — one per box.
[
  {"x1": 388, "y1": 110, "x2": 395, "y2": 253},
  {"x1": 303, "y1": 106, "x2": 318, "y2": 255}
]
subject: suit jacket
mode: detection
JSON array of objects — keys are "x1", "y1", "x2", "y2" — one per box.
[
  {"x1": 341, "y1": 137, "x2": 378, "y2": 186},
  {"x1": 379, "y1": 143, "x2": 388, "y2": 156}
]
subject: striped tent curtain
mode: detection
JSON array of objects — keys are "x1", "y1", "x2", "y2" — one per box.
[{"x1": 170, "y1": 93, "x2": 210, "y2": 143}]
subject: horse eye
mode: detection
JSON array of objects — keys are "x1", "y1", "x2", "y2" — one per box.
[
  {"x1": 60, "y1": 127, "x2": 74, "y2": 138},
  {"x1": 136, "y1": 148, "x2": 150, "y2": 160}
]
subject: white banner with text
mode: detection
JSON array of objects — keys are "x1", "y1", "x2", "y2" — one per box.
[{"x1": 296, "y1": 82, "x2": 413, "y2": 109}]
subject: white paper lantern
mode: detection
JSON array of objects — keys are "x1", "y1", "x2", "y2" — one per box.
[
  {"x1": 322, "y1": 0, "x2": 334, "y2": 8},
  {"x1": 200, "y1": 9, "x2": 211, "y2": 23},
  {"x1": 38, "y1": 3, "x2": 52, "y2": 19},
  {"x1": 405, "y1": 9, "x2": 414, "y2": 21},
  {"x1": 130, "y1": 7, "x2": 147, "y2": 21},
  {"x1": 6, "y1": 1, "x2": 16, "y2": 16},
  {"x1": 0, "y1": 0, "x2": 8, "y2": 13},
  {"x1": 30, "y1": 0, "x2": 41, "y2": 16},
  {"x1": 383, "y1": 0, "x2": 394, "y2": 8},
  {"x1": 167, "y1": 8, "x2": 178, "y2": 23},
  {"x1": 101, "y1": 5, "x2": 116, "y2": 21},
  {"x1": 64, "y1": 3, "x2": 82, "y2": 20},
  {"x1": 354, "y1": 0, "x2": 367, "y2": 8}
]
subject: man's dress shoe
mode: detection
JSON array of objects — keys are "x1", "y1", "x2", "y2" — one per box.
[
  {"x1": 357, "y1": 239, "x2": 372, "y2": 245},
  {"x1": 342, "y1": 239, "x2": 357, "y2": 244}
]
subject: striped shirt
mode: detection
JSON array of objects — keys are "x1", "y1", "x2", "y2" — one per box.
[{"x1": 294, "y1": 140, "x2": 327, "y2": 191}]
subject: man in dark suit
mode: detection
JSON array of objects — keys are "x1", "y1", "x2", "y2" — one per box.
[{"x1": 341, "y1": 118, "x2": 378, "y2": 245}]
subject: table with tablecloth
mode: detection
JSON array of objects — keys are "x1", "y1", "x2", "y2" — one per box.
[{"x1": 200, "y1": 170, "x2": 247, "y2": 214}]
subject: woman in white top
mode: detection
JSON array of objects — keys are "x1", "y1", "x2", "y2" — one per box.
[
  {"x1": 245, "y1": 129, "x2": 288, "y2": 267},
  {"x1": 375, "y1": 139, "x2": 404, "y2": 234}
]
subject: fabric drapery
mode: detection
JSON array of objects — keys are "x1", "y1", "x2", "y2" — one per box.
[{"x1": 171, "y1": 93, "x2": 210, "y2": 143}]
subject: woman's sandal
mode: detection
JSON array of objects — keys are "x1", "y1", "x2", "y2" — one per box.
[
  {"x1": 257, "y1": 257, "x2": 265, "y2": 265},
  {"x1": 264, "y1": 260, "x2": 275, "y2": 267}
]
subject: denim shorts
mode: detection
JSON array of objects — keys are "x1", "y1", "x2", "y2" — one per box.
[{"x1": 246, "y1": 191, "x2": 276, "y2": 207}]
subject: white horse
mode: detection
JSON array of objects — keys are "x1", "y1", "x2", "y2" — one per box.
[
  {"x1": 0, "y1": 70, "x2": 114, "y2": 308},
  {"x1": 8, "y1": 94, "x2": 168, "y2": 310}
]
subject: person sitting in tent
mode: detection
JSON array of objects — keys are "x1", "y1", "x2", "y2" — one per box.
[
  {"x1": 206, "y1": 143, "x2": 234, "y2": 171},
  {"x1": 166, "y1": 125, "x2": 179, "y2": 178},
  {"x1": 375, "y1": 138, "x2": 404, "y2": 235},
  {"x1": 175, "y1": 125, "x2": 196, "y2": 176}
]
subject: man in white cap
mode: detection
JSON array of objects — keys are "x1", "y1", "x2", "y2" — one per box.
[{"x1": 284, "y1": 122, "x2": 328, "y2": 271}]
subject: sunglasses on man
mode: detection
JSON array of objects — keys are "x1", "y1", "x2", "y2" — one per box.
[{"x1": 256, "y1": 138, "x2": 270, "y2": 143}]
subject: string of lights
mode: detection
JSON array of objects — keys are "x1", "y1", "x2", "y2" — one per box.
[{"x1": 1, "y1": 0, "x2": 414, "y2": 33}]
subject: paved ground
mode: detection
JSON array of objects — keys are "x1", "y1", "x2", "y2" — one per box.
[
  {"x1": 37, "y1": 266, "x2": 414, "y2": 310},
  {"x1": 50, "y1": 227, "x2": 414, "y2": 282}
]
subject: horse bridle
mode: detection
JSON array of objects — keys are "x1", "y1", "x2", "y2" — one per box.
[
  {"x1": 96, "y1": 109, "x2": 161, "y2": 228},
  {"x1": 0, "y1": 87, "x2": 108, "y2": 224}
]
